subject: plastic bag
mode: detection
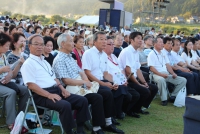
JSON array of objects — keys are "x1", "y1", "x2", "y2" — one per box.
[
  {"x1": 174, "y1": 86, "x2": 186, "y2": 107},
  {"x1": 10, "y1": 111, "x2": 29, "y2": 134}
]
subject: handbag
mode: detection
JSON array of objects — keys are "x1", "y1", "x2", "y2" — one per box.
[
  {"x1": 174, "y1": 86, "x2": 187, "y2": 107},
  {"x1": 65, "y1": 76, "x2": 99, "y2": 96}
]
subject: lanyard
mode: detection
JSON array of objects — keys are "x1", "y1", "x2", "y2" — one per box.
[
  {"x1": 108, "y1": 56, "x2": 118, "y2": 66},
  {"x1": 29, "y1": 57, "x2": 54, "y2": 77},
  {"x1": 153, "y1": 50, "x2": 163, "y2": 67}
]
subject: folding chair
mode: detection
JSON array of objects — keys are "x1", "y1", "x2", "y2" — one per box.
[{"x1": 20, "y1": 89, "x2": 64, "y2": 134}]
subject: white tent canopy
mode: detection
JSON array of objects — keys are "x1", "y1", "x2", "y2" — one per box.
[{"x1": 76, "y1": 16, "x2": 99, "y2": 25}]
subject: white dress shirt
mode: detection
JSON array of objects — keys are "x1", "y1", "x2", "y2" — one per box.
[
  {"x1": 191, "y1": 50, "x2": 200, "y2": 60},
  {"x1": 118, "y1": 45, "x2": 141, "y2": 78},
  {"x1": 21, "y1": 54, "x2": 57, "y2": 88},
  {"x1": 162, "y1": 48, "x2": 176, "y2": 66},
  {"x1": 171, "y1": 50, "x2": 185, "y2": 64},
  {"x1": 82, "y1": 46, "x2": 108, "y2": 80},
  {"x1": 147, "y1": 49, "x2": 169, "y2": 72}
]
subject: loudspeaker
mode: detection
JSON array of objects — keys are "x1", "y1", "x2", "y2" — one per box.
[{"x1": 99, "y1": 9, "x2": 124, "y2": 31}]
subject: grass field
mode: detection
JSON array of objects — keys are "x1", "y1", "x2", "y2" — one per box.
[{"x1": 0, "y1": 97, "x2": 185, "y2": 134}]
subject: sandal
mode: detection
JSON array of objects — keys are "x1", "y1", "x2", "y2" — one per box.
[{"x1": 7, "y1": 124, "x2": 13, "y2": 131}]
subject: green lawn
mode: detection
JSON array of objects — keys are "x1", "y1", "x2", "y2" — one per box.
[{"x1": 0, "y1": 98, "x2": 185, "y2": 134}]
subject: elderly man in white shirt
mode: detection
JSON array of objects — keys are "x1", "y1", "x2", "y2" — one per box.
[
  {"x1": 21, "y1": 34, "x2": 90, "y2": 134},
  {"x1": 148, "y1": 37, "x2": 186, "y2": 106},
  {"x1": 118, "y1": 32, "x2": 158, "y2": 114},
  {"x1": 82, "y1": 32, "x2": 124, "y2": 134}
]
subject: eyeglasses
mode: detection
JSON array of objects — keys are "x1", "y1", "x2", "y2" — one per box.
[
  {"x1": 107, "y1": 43, "x2": 114, "y2": 46},
  {"x1": 31, "y1": 43, "x2": 45, "y2": 47}
]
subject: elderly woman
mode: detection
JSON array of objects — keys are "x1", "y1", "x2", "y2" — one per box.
[
  {"x1": 73, "y1": 35, "x2": 84, "y2": 68},
  {"x1": 7, "y1": 33, "x2": 26, "y2": 84},
  {"x1": 0, "y1": 32, "x2": 28, "y2": 130},
  {"x1": 84, "y1": 35, "x2": 93, "y2": 51}
]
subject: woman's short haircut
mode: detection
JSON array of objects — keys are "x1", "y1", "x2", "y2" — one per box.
[
  {"x1": 26, "y1": 25, "x2": 33, "y2": 32},
  {"x1": 0, "y1": 32, "x2": 12, "y2": 46},
  {"x1": 43, "y1": 36, "x2": 54, "y2": 46},
  {"x1": 9, "y1": 25, "x2": 16, "y2": 34},
  {"x1": 50, "y1": 28, "x2": 58, "y2": 34},
  {"x1": 10, "y1": 33, "x2": 25, "y2": 50},
  {"x1": 34, "y1": 26, "x2": 41, "y2": 32},
  {"x1": 73, "y1": 35, "x2": 84, "y2": 44}
]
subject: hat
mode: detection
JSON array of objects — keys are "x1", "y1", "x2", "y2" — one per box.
[
  {"x1": 124, "y1": 31, "x2": 131, "y2": 36},
  {"x1": 181, "y1": 39, "x2": 187, "y2": 43}
]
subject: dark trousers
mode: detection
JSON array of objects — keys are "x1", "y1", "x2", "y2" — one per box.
[
  {"x1": 84, "y1": 93, "x2": 105, "y2": 126},
  {"x1": 33, "y1": 86, "x2": 90, "y2": 133},
  {"x1": 174, "y1": 70, "x2": 198, "y2": 95},
  {"x1": 98, "y1": 86, "x2": 114, "y2": 118},
  {"x1": 128, "y1": 81, "x2": 158, "y2": 112},
  {"x1": 190, "y1": 69, "x2": 200, "y2": 94},
  {"x1": 123, "y1": 87, "x2": 140, "y2": 113}
]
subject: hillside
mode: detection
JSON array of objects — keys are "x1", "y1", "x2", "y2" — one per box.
[{"x1": 0, "y1": 0, "x2": 200, "y2": 17}]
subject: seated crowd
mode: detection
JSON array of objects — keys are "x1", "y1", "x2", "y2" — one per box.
[{"x1": 0, "y1": 18, "x2": 200, "y2": 134}]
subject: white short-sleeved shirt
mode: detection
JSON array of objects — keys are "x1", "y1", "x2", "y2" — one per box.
[
  {"x1": 118, "y1": 45, "x2": 141, "y2": 78},
  {"x1": 147, "y1": 49, "x2": 169, "y2": 72},
  {"x1": 107, "y1": 54, "x2": 123, "y2": 76},
  {"x1": 191, "y1": 50, "x2": 200, "y2": 60},
  {"x1": 82, "y1": 46, "x2": 108, "y2": 80},
  {"x1": 143, "y1": 48, "x2": 152, "y2": 56},
  {"x1": 181, "y1": 52, "x2": 193, "y2": 65},
  {"x1": 162, "y1": 49, "x2": 176, "y2": 66},
  {"x1": 21, "y1": 54, "x2": 57, "y2": 88},
  {"x1": 171, "y1": 50, "x2": 185, "y2": 64}
]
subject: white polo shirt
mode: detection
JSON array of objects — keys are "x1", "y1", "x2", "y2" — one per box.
[
  {"x1": 82, "y1": 46, "x2": 108, "y2": 80},
  {"x1": 148, "y1": 49, "x2": 169, "y2": 73},
  {"x1": 191, "y1": 50, "x2": 200, "y2": 60},
  {"x1": 21, "y1": 54, "x2": 57, "y2": 88},
  {"x1": 118, "y1": 45, "x2": 141, "y2": 78},
  {"x1": 171, "y1": 50, "x2": 185, "y2": 64}
]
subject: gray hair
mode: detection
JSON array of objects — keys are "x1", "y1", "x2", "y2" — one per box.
[
  {"x1": 93, "y1": 31, "x2": 106, "y2": 42},
  {"x1": 57, "y1": 33, "x2": 70, "y2": 49},
  {"x1": 143, "y1": 35, "x2": 153, "y2": 42},
  {"x1": 28, "y1": 34, "x2": 43, "y2": 44},
  {"x1": 153, "y1": 37, "x2": 162, "y2": 45},
  {"x1": 85, "y1": 35, "x2": 93, "y2": 46}
]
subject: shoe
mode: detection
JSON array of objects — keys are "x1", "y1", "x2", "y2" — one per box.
[
  {"x1": 116, "y1": 112, "x2": 125, "y2": 120},
  {"x1": 127, "y1": 112, "x2": 140, "y2": 118},
  {"x1": 137, "y1": 110, "x2": 149, "y2": 115},
  {"x1": 92, "y1": 129, "x2": 105, "y2": 134},
  {"x1": 162, "y1": 100, "x2": 168, "y2": 106},
  {"x1": 112, "y1": 117, "x2": 121, "y2": 126},
  {"x1": 84, "y1": 120, "x2": 93, "y2": 131},
  {"x1": 169, "y1": 96, "x2": 176, "y2": 103},
  {"x1": 103, "y1": 124, "x2": 124, "y2": 134},
  {"x1": 75, "y1": 131, "x2": 86, "y2": 134}
]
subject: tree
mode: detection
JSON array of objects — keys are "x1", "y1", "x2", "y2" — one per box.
[
  {"x1": 182, "y1": 12, "x2": 192, "y2": 19},
  {"x1": 50, "y1": 15, "x2": 63, "y2": 23},
  {"x1": 1, "y1": 11, "x2": 11, "y2": 16}
]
